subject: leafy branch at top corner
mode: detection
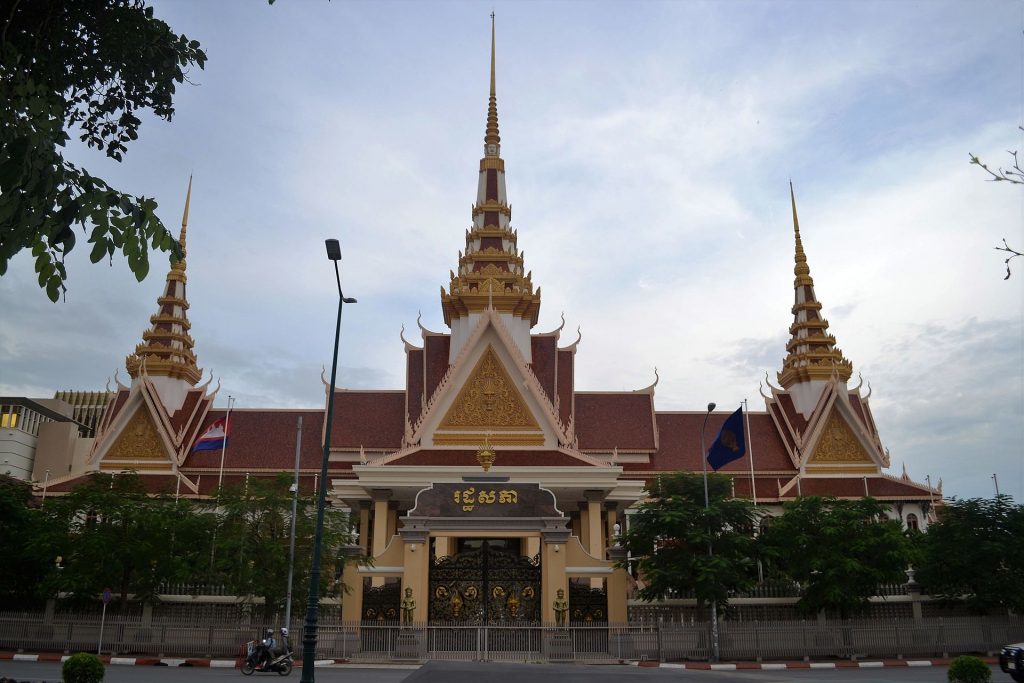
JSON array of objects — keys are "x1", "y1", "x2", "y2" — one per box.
[
  {"x1": 969, "y1": 126, "x2": 1024, "y2": 280},
  {"x1": 0, "y1": 0, "x2": 205, "y2": 302}
]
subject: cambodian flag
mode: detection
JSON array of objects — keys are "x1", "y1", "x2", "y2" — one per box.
[{"x1": 193, "y1": 418, "x2": 229, "y2": 452}]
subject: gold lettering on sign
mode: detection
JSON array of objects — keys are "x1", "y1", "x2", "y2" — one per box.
[
  {"x1": 809, "y1": 410, "x2": 874, "y2": 463},
  {"x1": 440, "y1": 346, "x2": 540, "y2": 429},
  {"x1": 452, "y1": 488, "x2": 521, "y2": 513}
]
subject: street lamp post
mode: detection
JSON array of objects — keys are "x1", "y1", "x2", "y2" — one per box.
[
  {"x1": 698, "y1": 401, "x2": 721, "y2": 663},
  {"x1": 300, "y1": 239, "x2": 356, "y2": 683}
]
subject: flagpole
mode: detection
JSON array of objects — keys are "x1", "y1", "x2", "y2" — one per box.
[
  {"x1": 699, "y1": 402, "x2": 720, "y2": 664},
  {"x1": 744, "y1": 398, "x2": 756, "y2": 506},
  {"x1": 217, "y1": 395, "x2": 234, "y2": 493}
]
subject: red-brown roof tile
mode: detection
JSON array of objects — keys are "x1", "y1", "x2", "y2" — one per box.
[
  {"x1": 406, "y1": 349, "x2": 424, "y2": 426},
  {"x1": 183, "y1": 409, "x2": 326, "y2": 470},
  {"x1": 556, "y1": 350, "x2": 573, "y2": 426},
  {"x1": 575, "y1": 393, "x2": 656, "y2": 450},
  {"x1": 777, "y1": 394, "x2": 808, "y2": 435},
  {"x1": 424, "y1": 335, "x2": 450, "y2": 401},
  {"x1": 530, "y1": 337, "x2": 557, "y2": 404},
  {"x1": 170, "y1": 390, "x2": 202, "y2": 433},
  {"x1": 780, "y1": 476, "x2": 931, "y2": 500},
  {"x1": 329, "y1": 391, "x2": 405, "y2": 450},
  {"x1": 646, "y1": 412, "x2": 794, "y2": 472},
  {"x1": 387, "y1": 449, "x2": 593, "y2": 467}
]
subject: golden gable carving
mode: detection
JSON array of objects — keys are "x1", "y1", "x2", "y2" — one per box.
[
  {"x1": 808, "y1": 409, "x2": 873, "y2": 463},
  {"x1": 104, "y1": 408, "x2": 171, "y2": 462},
  {"x1": 440, "y1": 346, "x2": 540, "y2": 430}
]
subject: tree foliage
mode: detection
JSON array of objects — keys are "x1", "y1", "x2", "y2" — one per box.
[
  {"x1": 0, "y1": 472, "x2": 355, "y2": 616},
  {"x1": 618, "y1": 472, "x2": 758, "y2": 610},
  {"x1": 915, "y1": 495, "x2": 1024, "y2": 614},
  {"x1": 0, "y1": 0, "x2": 206, "y2": 300},
  {"x1": 759, "y1": 496, "x2": 911, "y2": 618}
]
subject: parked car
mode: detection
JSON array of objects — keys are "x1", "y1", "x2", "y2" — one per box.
[{"x1": 1000, "y1": 642, "x2": 1024, "y2": 682}]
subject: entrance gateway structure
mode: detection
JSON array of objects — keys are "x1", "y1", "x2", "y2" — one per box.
[{"x1": 35, "y1": 17, "x2": 939, "y2": 648}]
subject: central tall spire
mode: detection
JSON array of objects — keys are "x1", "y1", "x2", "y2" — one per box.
[
  {"x1": 441, "y1": 17, "x2": 542, "y2": 361},
  {"x1": 777, "y1": 182, "x2": 852, "y2": 390},
  {"x1": 126, "y1": 176, "x2": 202, "y2": 388}
]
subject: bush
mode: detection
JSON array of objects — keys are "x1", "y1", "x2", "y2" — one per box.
[
  {"x1": 62, "y1": 652, "x2": 104, "y2": 683},
  {"x1": 948, "y1": 655, "x2": 991, "y2": 683}
]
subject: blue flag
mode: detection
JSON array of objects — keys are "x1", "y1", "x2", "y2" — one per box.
[{"x1": 707, "y1": 407, "x2": 746, "y2": 471}]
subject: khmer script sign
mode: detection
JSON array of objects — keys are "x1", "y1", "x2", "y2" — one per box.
[{"x1": 409, "y1": 482, "x2": 560, "y2": 518}]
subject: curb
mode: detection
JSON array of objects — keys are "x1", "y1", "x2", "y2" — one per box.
[
  {"x1": 632, "y1": 657, "x2": 998, "y2": 670},
  {"x1": 1, "y1": 651, "x2": 1000, "y2": 669},
  {"x1": 0, "y1": 652, "x2": 344, "y2": 668}
]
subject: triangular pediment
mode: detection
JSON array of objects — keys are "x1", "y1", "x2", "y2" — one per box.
[
  {"x1": 99, "y1": 405, "x2": 175, "y2": 471},
  {"x1": 440, "y1": 345, "x2": 540, "y2": 431},
  {"x1": 804, "y1": 405, "x2": 881, "y2": 473},
  {"x1": 408, "y1": 310, "x2": 571, "y2": 450}
]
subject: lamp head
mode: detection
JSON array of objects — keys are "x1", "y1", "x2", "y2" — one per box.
[
  {"x1": 325, "y1": 239, "x2": 342, "y2": 261},
  {"x1": 707, "y1": 402, "x2": 716, "y2": 412},
  {"x1": 342, "y1": 297, "x2": 357, "y2": 304}
]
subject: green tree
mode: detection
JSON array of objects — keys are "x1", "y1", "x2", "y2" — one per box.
[
  {"x1": 618, "y1": 472, "x2": 758, "y2": 611},
  {"x1": 916, "y1": 495, "x2": 1024, "y2": 614},
  {"x1": 0, "y1": 0, "x2": 206, "y2": 300},
  {"x1": 35, "y1": 471, "x2": 204, "y2": 606},
  {"x1": 0, "y1": 474, "x2": 63, "y2": 604},
  {"x1": 211, "y1": 474, "x2": 353, "y2": 619},
  {"x1": 759, "y1": 496, "x2": 910, "y2": 618}
]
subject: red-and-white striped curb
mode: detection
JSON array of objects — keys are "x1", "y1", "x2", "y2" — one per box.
[
  {"x1": 634, "y1": 657, "x2": 997, "y2": 670},
  {"x1": 0, "y1": 652, "x2": 342, "y2": 667}
]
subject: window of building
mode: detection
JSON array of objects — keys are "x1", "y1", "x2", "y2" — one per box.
[{"x1": 906, "y1": 513, "x2": 919, "y2": 532}]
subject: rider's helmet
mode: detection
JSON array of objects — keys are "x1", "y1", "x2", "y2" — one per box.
[
  {"x1": 280, "y1": 627, "x2": 288, "y2": 637},
  {"x1": 266, "y1": 629, "x2": 274, "y2": 637}
]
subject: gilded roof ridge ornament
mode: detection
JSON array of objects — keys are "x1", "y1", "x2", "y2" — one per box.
[
  {"x1": 561, "y1": 325, "x2": 582, "y2": 352},
  {"x1": 634, "y1": 367, "x2": 659, "y2": 394},
  {"x1": 320, "y1": 365, "x2": 328, "y2": 387},
  {"x1": 850, "y1": 372, "x2": 864, "y2": 393},
  {"x1": 863, "y1": 381, "x2": 872, "y2": 400},
  {"x1": 417, "y1": 310, "x2": 441, "y2": 335},
  {"x1": 197, "y1": 370, "x2": 214, "y2": 391},
  {"x1": 758, "y1": 380, "x2": 771, "y2": 400}
]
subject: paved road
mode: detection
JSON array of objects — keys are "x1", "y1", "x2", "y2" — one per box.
[{"x1": 0, "y1": 660, "x2": 1012, "y2": 683}]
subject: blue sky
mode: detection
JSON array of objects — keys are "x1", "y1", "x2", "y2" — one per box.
[{"x1": 1, "y1": 0, "x2": 1022, "y2": 502}]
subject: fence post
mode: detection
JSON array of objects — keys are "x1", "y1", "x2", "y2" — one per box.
[
  {"x1": 754, "y1": 620, "x2": 761, "y2": 662},
  {"x1": 656, "y1": 621, "x2": 663, "y2": 662}
]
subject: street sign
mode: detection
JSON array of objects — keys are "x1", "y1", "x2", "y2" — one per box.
[{"x1": 101, "y1": 588, "x2": 112, "y2": 605}]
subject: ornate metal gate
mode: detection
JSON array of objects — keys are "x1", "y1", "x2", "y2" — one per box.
[
  {"x1": 429, "y1": 543, "x2": 541, "y2": 623},
  {"x1": 569, "y1": 579, "x2": 608, "y2": 622}
]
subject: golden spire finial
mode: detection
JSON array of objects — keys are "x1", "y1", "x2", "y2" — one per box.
[
  {"x1": 778, "y1": 182, "x2": 852, "y2": 388},
  {"x1": 484, "y1": 13, "x2": 500, "y2": 153},
  {"x1": 791, "y1": 181, "x2": 811, "y2": 286},
  {"x1": 174, "y1": 174, "x2": 193, "y2": 271}
]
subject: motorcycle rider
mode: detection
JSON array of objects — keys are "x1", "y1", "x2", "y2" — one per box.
[
  {"x1": 256, "y1": 628, "x2": 276, "y2": 669},
  {"x1": 277, "y1": 627, "x2": 290, "y2": 657}
]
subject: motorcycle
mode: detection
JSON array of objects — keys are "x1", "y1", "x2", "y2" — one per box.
[{"x1": 241, "y1": 639, "x2": 293, "y2": 676}]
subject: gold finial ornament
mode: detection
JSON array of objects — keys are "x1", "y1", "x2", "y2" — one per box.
[
  {"x1": 440, "y1": 17, "x2": 543, "y2": 328},
  {"x1": 777, "y1": 182, "x2": 853, "y2": 388},
  {"x1": 125, "y1": 176, "x2": 202, "y2": 385},
  {"x1": 476, "y1": 433, "x2": 497, "y2": 472}
]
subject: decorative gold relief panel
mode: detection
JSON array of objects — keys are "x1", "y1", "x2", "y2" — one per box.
[
  {"x1": 104, "y1": 408, "x2": 172, "y2": 463},
  {"x1": 440, "y1": 346, "x2": 540, "y2": 430},
  {"x1": 807, "y1": 409, "x2": 874, "y2": 464}
]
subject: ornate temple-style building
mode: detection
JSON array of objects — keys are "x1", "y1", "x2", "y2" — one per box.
[{"x1": 30, "y1": 21, "x2": 938, "y2": 625}]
